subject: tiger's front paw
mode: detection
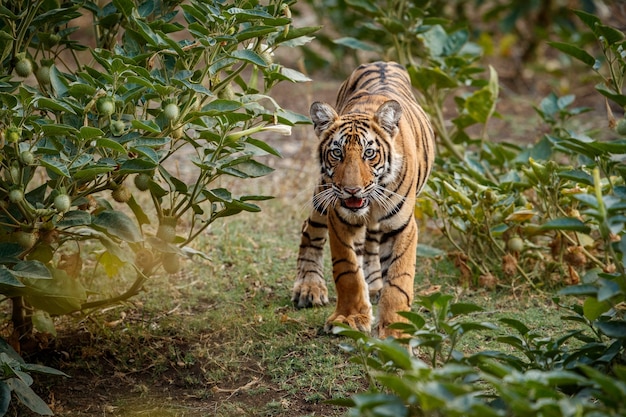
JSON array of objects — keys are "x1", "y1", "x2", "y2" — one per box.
[
  {"x1": 292, "y1": 275, "x2": 329, "y2": 308},
  {"x1": 324, "y1": 312, "x2": 372, "y2": 334}
]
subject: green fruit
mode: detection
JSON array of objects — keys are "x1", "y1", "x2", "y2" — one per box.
[
  {"x1": 110, "y1": 120, "x2": 126, "y2": 137},
  {"x1": 162, "y1": 252, "x2": 180, "y2": 274},
  {"x1": 111, "y1": 185, "x2": 131, "y2": 203},
  {"x1": 135, "y1": 248, "x2": 155, "y2": 271},
  {"x1": 617, "y1": 118, "x2": 626, "y2": 136},
  {"x1": 163, "y1": 103, "x2": 180, "y2": 121},
  {"x1": 14, "y1": 230, "x2": 37, "y2": 250},
  {"x1": 157, "y1": 216, "x2": 177, "y2": 242},
  {"x1": 36, "y1": 65, "x2": 51, "y2": 85},
  {"x1": 19, "y1": 151, "x2": 34, "y2": 165},
  {"x1": 96, "y1": 97, "x2": 115, "y2": 116},
  {"x1": 134, "y1": 173, "x2": 151, "y2": 191},
  {"x1": 15, "y1": 57, "x2": 33, "y2": 78},
  {"x1": 5, "y1": 126, "x2": 21, "y2": 143},
  {"x1": 53, "y1": 194, "x2": 71, "y2": 213},
  {"x1": 9, "y1": 189, "x2": 24, "y2": 203},
  {"x1": 507, "y1": 237, "x2": 524, "y2": 253}
]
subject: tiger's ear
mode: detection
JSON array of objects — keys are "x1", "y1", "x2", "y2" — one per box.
[
  {"x1": 310, "y1": 102, "x2": 338, "y2": 137},
  {"x1": 374, "y1": 100, "x2": 402, "y2": 135}
]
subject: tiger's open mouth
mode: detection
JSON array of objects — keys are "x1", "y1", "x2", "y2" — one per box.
[{"x1": 342, "y1": 197, "x2": 368, "y2": 211}]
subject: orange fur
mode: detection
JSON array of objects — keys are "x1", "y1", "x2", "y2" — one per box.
[{"x1": 292, "y1": 62, "x2": 435, "y2": 338}]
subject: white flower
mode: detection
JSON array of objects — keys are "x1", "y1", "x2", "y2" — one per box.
[{"x1": 260, "y1": 124, "x2": 291, "y2": 136}]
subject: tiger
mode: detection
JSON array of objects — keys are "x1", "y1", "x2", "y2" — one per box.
[{"x1": 292, "y1": 61, "x2": 436, "y2": 338}]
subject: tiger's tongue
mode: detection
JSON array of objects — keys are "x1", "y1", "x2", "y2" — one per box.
[{"x1": 345, "y1": 197, "x2": 365, "y2": 209}]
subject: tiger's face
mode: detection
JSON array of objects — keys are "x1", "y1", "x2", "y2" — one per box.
[{"x1": 310, "y1": 100, "x2": 403, "y2": 217}]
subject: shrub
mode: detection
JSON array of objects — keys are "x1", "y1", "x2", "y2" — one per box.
[{"x1": 0, "y1": 0, "x2": 316, "y2": 412}]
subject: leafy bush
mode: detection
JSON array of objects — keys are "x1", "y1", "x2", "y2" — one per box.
[
  {"x1": 0, "y1": 0, "x2": 315, "y2": 412},
  {"x1": 334, "y1": 293, "x2": 626, "y2": 416}
]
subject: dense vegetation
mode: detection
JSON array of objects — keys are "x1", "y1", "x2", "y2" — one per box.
[
  {"x1": 0, "y1": 0, "x2": 314, "y2": 414},
  {"x1": 0, "y1": 0, "x2": 625, "y2": 415}
]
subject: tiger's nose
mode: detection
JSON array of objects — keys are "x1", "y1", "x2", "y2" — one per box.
[{"x1": 344, "y1": 187, "x2": 360, "y2": 195}]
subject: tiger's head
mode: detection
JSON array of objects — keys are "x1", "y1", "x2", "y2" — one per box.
[{"x1": 310, "y1": 100, "x2": 403, "y2": 217}]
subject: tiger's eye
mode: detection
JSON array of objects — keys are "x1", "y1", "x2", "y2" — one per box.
[
  {"x1": 331, "y1": 148, "x2": 342, "y2": 158},
  {"x1": 363, "y1": 148, "x2": 376, "y2": 159}
]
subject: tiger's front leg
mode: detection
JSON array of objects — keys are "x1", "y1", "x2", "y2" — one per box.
[
  {"x1": 377, "y1": 218, "x2": 418, "y2": 339},
  {"x1": 292, "y1": 208, "x2": 330, "y2": 308},
  {"x1": 324, "y1": 210, "x2": 373, "y2": 333}
]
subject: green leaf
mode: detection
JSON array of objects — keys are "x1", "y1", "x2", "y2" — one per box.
[
  {"x1": 23, "y1": 268, "x2": 86, "y2": 316},
  {"x1": 372, "y1": 339, "x2": 412, "y2": 369},
  {"x1": 57, "y1": 210, "x2": 92, "y2": 227},
  {"x1": 35, "y1": 97, "x2": 76, "y2": 114},
  {"x1": 230, "y1": 49, "x2": 268, "y2": 67},
  {"x1": 572, "y1": 9, "x2": 601, "y2": 33},
  {"x1": 583, "y1": 296, "x2": 611, "y2": 321},
  {"x1": 547, "y1": 41, "x2": 596, "y2": 66},
  {"x1": 596, "y1": 24, "x2": 625, "y2": 45},
  {"x1": 594, "y1": 320, "x2": 626, "y2": 338},
  {"x1": 40, "y1": 156, "x2": 70, "y2": 177},
  {"x1": 499, "y1": 318, "x2": 530, "y2": 335},
  {"x1": 79, "y1": 126, "x2": 104, "y2": 140},
  {"x1": 6, "y1": 378, "x2": 53, "y2": 415},
  {"x1": 417, "y1": 244, "x2": 445, "y2": 258},
  {"x1": 92, "y1": 210, "x2": 142, "y2": 243},
  {"x1": 333, "y1": 37, "x2": 381, "y2": 52},
  {"x1": 0, "y1": 243, "x2": 24, "y2": 260},
  {"x1": 94, "y1": 138, "x2": 126, "y2": 153},
  {"x1": 558, "y1": 169, "x2": 593, "y2": 186},
  {"x1": 352, "y1": 393, "x2": 408, "y2": 417},
  {"x1": 203, "y1": 99, "x2": 242, "y2": 114},
  {"x1": 73, "y1": 165, "x2": 115, "y2": 180},
  {"x1": 558, "y1": 284, "x2": 598, "y2": 296},
  {"x1": 449, "y1": 303, "x2": 483, "y2": 316},
  {"x1": 0, "y1": 266, "x2": 25, "y2": 288},
  {"x1": 0, "y1": 381, "x2": 10, "y2": 416},
  {"x1": 539, "y1": 217, "x2": 590, "y2": 233},
  {"x1": 112, "y1": 0, "x2": 134, "y2": 18},
  {"x1": 11, "y1": 261, "x2": 52, "y2": 280},
  {"x1": 127, "y1": 195, "x2": 151, "y2": 227},
  {"x1": 131, "y1": 119, "x2": 161, "y2": 133},
  {"x1": 595, "y1": 82, "x2": 626, "y2": 107}
]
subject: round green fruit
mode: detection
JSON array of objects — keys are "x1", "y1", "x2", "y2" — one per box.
[
  {"x1": 19, "y1": 151, "x2": 34, "y2": 165},
  {"x1": 9, "y1": 189, "x2": 24, "y2": 203},
  {"x1": 157, "y1": 216, "x2": 177, "y2": 242},
  {"x1": 96, "y1": 97, "x2": 115, "y2": 117},
  {"x1": 616, "y1": 118, "x2": 626, "y2": 136},
  {"x1": 53, "y1": 194, "x2": 71, "y2": 213},
  {"x1": 5, "y1": 126, "x2": 21, "y2": 143},
  {"x1": 14, "y1": 230, "x2": 37, "y2": 250},
  {"x1": 110, "y1": 120, "x2": 126, "y2": 137},
  {"x1": 163, "y1": 103, "x2": 180, "y2": 121},
  {"x1": 15, "y1": 58, "x2": 33, "y2": 78},
  {"x1": 36, "y1": 65, "x2": 51, "y2": 85},
  {"x1": 507, "y1": 237, "x2": 524, "y2": 253},
  {"x1": 111, "y1": 185, "x2": 132, "y2": 203},
  {"x1": 162, "y1": 252, "x2": 180, "y2": 274},
  {"x1": 134, "y1": 173, "x2": 151, "y2": 191}
]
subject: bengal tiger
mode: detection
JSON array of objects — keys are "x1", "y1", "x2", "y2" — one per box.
[{"x1": 292, "y1": 61, "x2": 436, "y2": 338}]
